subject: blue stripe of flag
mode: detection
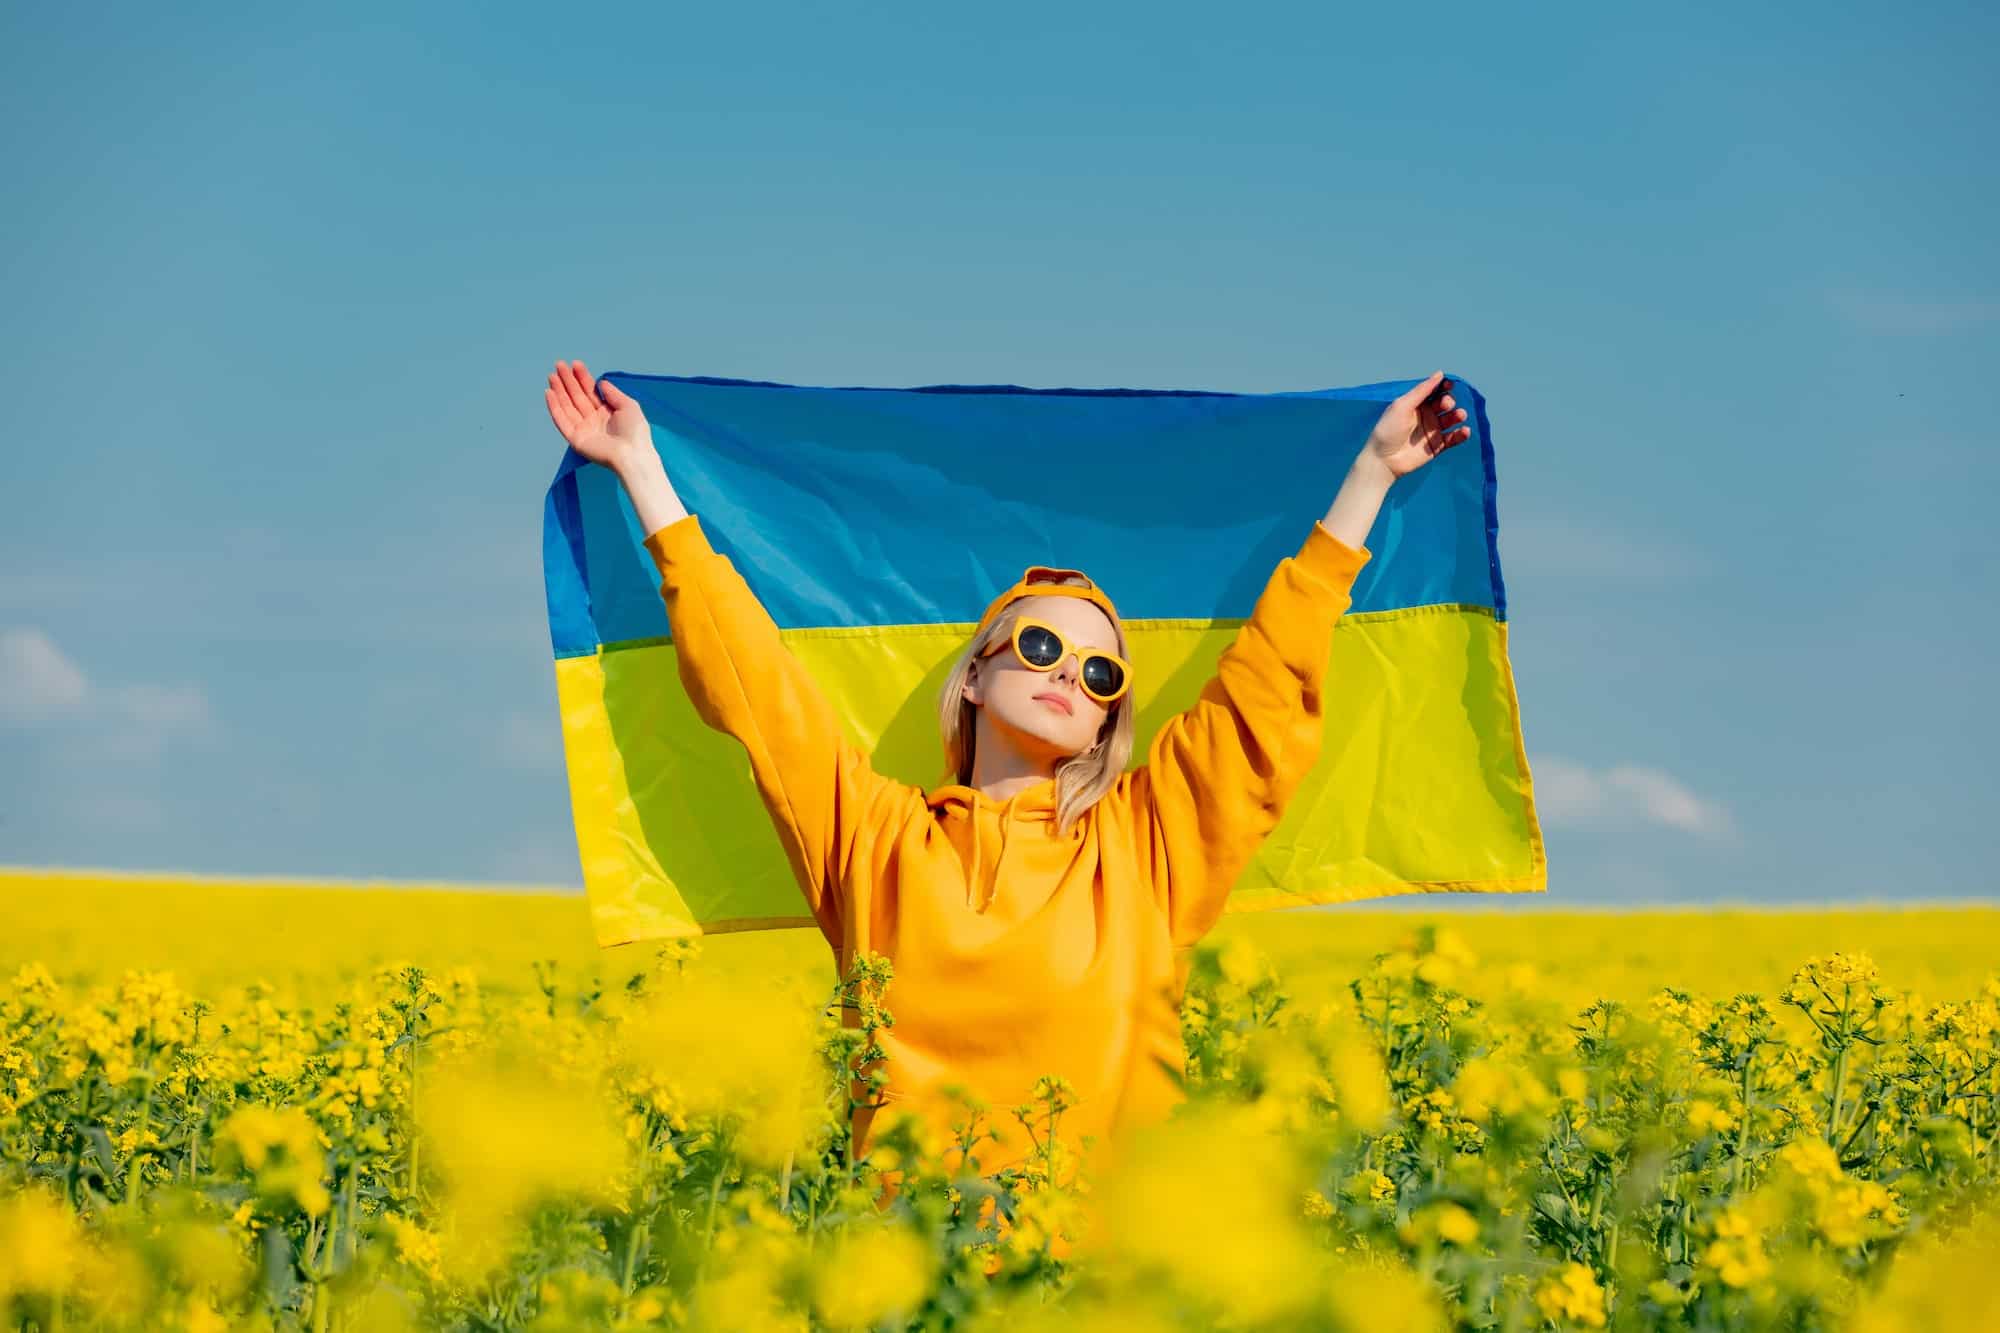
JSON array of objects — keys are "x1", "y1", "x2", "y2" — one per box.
[{"x1": 544, "y1": 373, "x2": 1507, "y2": 658}]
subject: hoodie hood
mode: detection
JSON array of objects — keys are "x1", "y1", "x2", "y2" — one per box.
[{"x1": 926, "y1": 777, "x2": 1068, "y2": 913}]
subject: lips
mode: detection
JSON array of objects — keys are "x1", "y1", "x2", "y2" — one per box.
[{"x1": 1033, "y1": 693, "x2": 1074, "y2": 716}]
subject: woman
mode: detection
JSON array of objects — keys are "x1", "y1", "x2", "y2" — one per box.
[{"x1": 542, "y1": 359, "x2": 1470, "y2": 1186}]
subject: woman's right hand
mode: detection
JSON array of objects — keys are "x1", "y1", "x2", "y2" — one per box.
[{"x1": 545, "y1": 359, "x2": 652, "y2": 471}]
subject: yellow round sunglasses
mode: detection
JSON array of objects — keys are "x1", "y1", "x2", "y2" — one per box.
[{"x1": 981, "y1": 615, "x2": 1132, "y2": 705}]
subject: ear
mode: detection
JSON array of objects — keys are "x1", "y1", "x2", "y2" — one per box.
[{"x1": 962, "y1": 659, "x2": 983, "y2": 707}]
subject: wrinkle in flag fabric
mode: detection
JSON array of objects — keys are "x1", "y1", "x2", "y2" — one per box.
[{"x1": 543, "y1": 372, "x2": 1547, "y2": 947}]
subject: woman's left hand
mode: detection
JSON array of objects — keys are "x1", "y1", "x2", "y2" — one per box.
[{"x1": 1362, "y1": 370, "x2": 1473, "y2": 480}]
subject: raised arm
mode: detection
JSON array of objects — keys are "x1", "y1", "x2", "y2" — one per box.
[
  {"x1": 1124, "y1": 513, "x2": 1373, "y2": 948},
  {"x1": 545, "y1": 360, "x2": 911, "y2": 940},
  {"x1": 1123, "y1": 371, "x2": 1470, "y2": 948}
]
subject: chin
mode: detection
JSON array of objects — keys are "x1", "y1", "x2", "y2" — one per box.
[{"x1": 1002, "y1": 706, "x2": 1088, "y2": 757}]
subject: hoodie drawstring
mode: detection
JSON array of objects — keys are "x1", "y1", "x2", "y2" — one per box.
[
  {"x1": 965, "y1": 794, "x2": 1025, "y2": 913},
  {"x1": 966, "y1": 808, "x2": 982, "y2": 909},
  {"x1": 951, "y1": 784, "x2": 1068, "y2": 914},
  {"x1": 967, "y1": 797, "x2": 1006, "y2": 913}
]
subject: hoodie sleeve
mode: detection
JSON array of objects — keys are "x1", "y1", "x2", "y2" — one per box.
[
  {"x1": 642, "y1": 513, "x2": 911, "y2": 940},
  {"x1": 1124, "y1": 521, "x2": 1372, "y2": 950}
]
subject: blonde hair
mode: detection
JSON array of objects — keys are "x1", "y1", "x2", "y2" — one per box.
[{"x1": 936, "y1": 578, "x2": 1137, "y2": 835}]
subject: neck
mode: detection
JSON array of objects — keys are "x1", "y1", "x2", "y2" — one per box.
[{"x1": 967, "y1": 715, "x2": 1061, "y2": 801}]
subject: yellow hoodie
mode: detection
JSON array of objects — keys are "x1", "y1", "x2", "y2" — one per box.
[{"x1": 642, "y1": 513, "x2": 1372, "y2": 1180}]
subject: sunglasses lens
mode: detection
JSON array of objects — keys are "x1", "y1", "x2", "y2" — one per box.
[
  {"x1": 1082, "y1": 655, "x2": 1125, "y2": 699},
  {"x1": 1016, "y1": 624, "x2": 1064, "y2": 668}
]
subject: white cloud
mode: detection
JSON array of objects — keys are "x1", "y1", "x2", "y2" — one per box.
[
  {"x1": 0, "y1": 628, "x2": 89, "y2": 722},
  {"x1": 1531, "y1": 754, "x2": 1734, "y2": 841},
  {"x1": 0, "y1": 626, "x2": 214, "y2": 760}
]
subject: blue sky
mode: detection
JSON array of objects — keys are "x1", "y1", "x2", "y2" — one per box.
[{"x1": 2, "y1": 2, "x2": 1993, "y2": 905}]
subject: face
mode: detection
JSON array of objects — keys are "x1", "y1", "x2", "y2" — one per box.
[{"x1": 963, "y1": 594, "x2": 1121, "y2": 760}]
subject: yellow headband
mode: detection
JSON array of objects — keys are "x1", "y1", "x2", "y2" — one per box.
[{"x1": 973, "y1": 565, "x2": 1121, "y2": 640}]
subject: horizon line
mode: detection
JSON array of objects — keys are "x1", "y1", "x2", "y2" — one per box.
[{"x1": 1, "y1": 864, "x2": 1994, "y2": 913}]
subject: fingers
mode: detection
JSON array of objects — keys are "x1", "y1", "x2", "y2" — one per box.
[
  {"x1": 567, "y1": 360, "x2": 603, "y2": 418},
  {"x1": 598, "y1": 377, "x2": 633, "y2": 409},
  {"x1": 547, "y1": 370, "x2": 582, "y2": 434},
  {"x1": 544, "y1": 386, "x2": 576, "y2": 438},
  {"x1": 554, "y1": 360, "x2": 599, "y2": 421},
  {"x1": 1421, "y1": 384, "x2": 1469, "y2": 436},
  {"x1": 1399, "y1": 370, "x2": 1446, "y2": 406}
]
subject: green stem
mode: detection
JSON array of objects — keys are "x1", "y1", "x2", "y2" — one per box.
[
  {"x1": 621, "y1": 1213, "x2": 649, "y2": 1295},
  {"x1": 341, "y1": 1167, "x2": 358, "y2": 1268},
  {"x1": 1730, "y1": 1048, "x2": 1756, "y2": 1193},
  {"x1": 1827, "y1": 1042, "x2": 1850, "y2": 1146},
  {"x1": 125, "y1": 1070, "x2": 153, "y2": 1210},
  {"x1": 1838, "y1": 1101, "x2": 1877, "y2": 1161},
  {"x1": 407, "y1": 1039, "x2": 421, "y2": 1204},
  {"x1": 705, "y1": 1159, "x2": 726, "y2": 1246},
  {"x1": 694, "y1": 1152, "x2": 730, "y2": 1285}
]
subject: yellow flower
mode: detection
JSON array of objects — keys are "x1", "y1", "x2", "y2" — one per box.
[
  {"x1": 416, "y1": 1058, "x2": 628, "y2": 1284},
  {"x1": 1092, "y1": 1102, "x2": 1320, "y2": 1323},
  {"x1": 215, "y1": 1104, "x2": 329, "y2": 1217},
  {"x1": 1400, "y1": 1201, "x2": 1479, "y2": 1248},
  {"x1": 1712, "y1": 1204, "x2": 1754, "y2": 1239},
  {"x1": 1701, "y1": 1227, "x2": 1773, "y2": 1290},
  {"x1": 1534, "y1": 1262, "x2": 1608, "y2": 1328},
  {"x1": 181, "y1": 1296, "x2": 232, "y2": 1333},
  {"x1": 1434, "y1": 1203, "x2": 1480, "y2": 1247},
  {"x1": 1216, "y1": 938, "x2": 1268, "y2": 987},
  {"x1": 1415, "y1": 954, "x2": 1459, "y2": 987},
  {"x1": 1323, "y1": 1256, "x2": 1452, "y2": 1333},
  {"x1": 158, "y1": 1219, "x2": 250, "y2": 1299},
  {"x1": 810, "y1": 1222, "x2": 934, "y2": 1329},
  {"x1": 1403, "y1": 1088, "x2": 1461, "y2": 1134},
  {"x1": 1849, "y1": 1205, "x2": 2000, "y2": 1333},
  {"x1": 1686, "y1": 1098, "x2": 1737, "y2": 1135},
  {"x1": 1820, "y1": 952, "x2": 1880, "y2": 987},
  {"x1": 1327, "y1": 1035, "x2": 1391, "y2": 1132},
  {"x1": 1646, "y1": 1278, "x2": 1692, "y2": 1308},
  {"x1": 10, "y1": 962, "x2": 62, "y2": 1005},
  {"x1": 1776, "y1": 1136, "x2": 1842, "y2": 1182},
  {"x1": 619, "y1": 970, "x2": 826, "y2": 1170},
  {"x1": 1812, "y1": 1179, "x2": 1904, "y2": 1249},
  {"x1": 1451, "y1": 1056, "x2": 1554, "y2": 1125},
  {"x1": 0, "y1": 1185, "x2": 86, "y2": 1297},
  {"x1": 1343, "y1": 1168, "x2": 1396, "y2": 1204},
  {"x1": 382, "y1": 1215, "x2": 445, "y2": 1284}
]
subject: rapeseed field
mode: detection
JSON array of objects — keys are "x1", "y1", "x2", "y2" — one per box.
[{"x1": 1, "y1": 869, "x2": 1994, "y2": 1331}]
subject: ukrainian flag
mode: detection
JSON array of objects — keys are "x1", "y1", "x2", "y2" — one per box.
[{"x1": 543, "y1": 372, "x2": 1546, "y2": 947}]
